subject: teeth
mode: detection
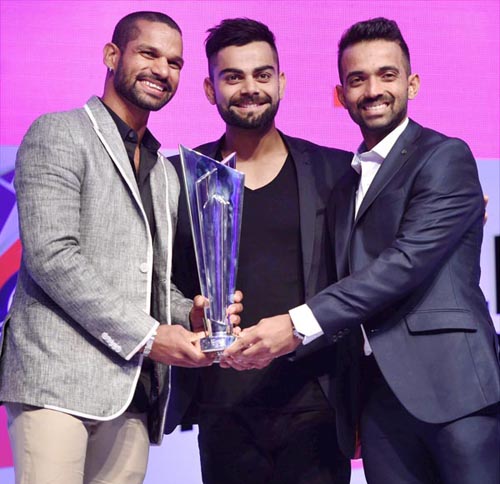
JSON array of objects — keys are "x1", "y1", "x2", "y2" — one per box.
[
  {"x1": 364, "y1": 103, "x2": 386, "y2": 111},
  {"x1": 143, "y1": 80, "x2": 163, "y2": 91}
]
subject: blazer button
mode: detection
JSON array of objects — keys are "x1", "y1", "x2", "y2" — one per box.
[{"x1": 139, "y1": 262, "x2": 148, "y2": 273}]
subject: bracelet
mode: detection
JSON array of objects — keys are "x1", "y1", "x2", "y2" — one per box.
[{"x1": 143, "y1": 330, "x2": 157, "y2": 358}]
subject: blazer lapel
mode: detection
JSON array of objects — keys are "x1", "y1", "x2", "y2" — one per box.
[
  {"x1": 335, "y1": 170, "x2": 358, "y2": 278},
  {"x1": 196, "y1": 137, "x2": 224, "y2": 160},
  {"x1": 150, "y1": 157, "x2": 168, "y2": 253},
  {"x1": 84, "y1": 96, "x2": 142, "y2": 207},
  {"x1": 355, "y1": 120, "x2": 422, "y2": 223},
  {"x1": 283, "y1": 134, "x2": 316, "y2": 286}
]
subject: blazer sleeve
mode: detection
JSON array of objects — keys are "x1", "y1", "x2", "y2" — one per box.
[
  {"x1": 307, "y1": 138, "x2": 485, "y2": 338},
  {"x1": 15, "y1": 113, "x2": 159, "y2": 360}
]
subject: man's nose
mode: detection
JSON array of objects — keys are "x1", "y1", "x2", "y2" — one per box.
[
  {"x1": 364, "y1": 77, "x2": 383, "y2": 98},
  {"x1": 151, "y1": 57, "x2": 170, "y2": 79},
  {"x1": 240, "y1": 76, "x2": 259, "y2": 95}
]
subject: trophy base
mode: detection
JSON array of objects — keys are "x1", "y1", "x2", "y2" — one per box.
[{"x1": 200, "y1": 334, "x2": 236, "y2": 363}]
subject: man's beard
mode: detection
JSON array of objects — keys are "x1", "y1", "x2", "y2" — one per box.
[
  {"x1": 217, "y1": 95, "x2": 279, "y2": 130},
  {"x1": 354, "y1": 93, "x2": 406, "y2": 134},
  {"x1": 113, "y1": 64, "x2": 173, "y2": 112}
]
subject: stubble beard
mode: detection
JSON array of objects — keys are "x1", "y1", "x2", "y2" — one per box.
[
  {"x1": 113, "y1": 64, "x2": 173, "y2": 112},
  {"x1": 217, "y1": 96, "x2": 280, "y2": 130},
  {"x1": 354, "y1": 94, "x2": 408, "y2": 137}
]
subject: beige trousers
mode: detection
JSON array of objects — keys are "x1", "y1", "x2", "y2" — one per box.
[{"x1": 5, "y1": 403, "x2": 150, "y2": 484}]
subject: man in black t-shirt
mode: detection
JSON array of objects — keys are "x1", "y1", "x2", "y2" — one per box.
[{"x1": 170, "y1": 18, "x2": 353, "y2": 484}]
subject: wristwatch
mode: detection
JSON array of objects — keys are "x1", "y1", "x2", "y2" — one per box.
[{"x1": 143, "y1": 330, "x2": 157, "y2": 358}]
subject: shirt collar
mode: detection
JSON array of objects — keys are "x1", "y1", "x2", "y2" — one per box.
[
  {"x1": 100, "y1": 99, "x2": 161, "y2": 152},
  {"x1": 351, "y1": 118, "x2": 409, "y2": 174}
]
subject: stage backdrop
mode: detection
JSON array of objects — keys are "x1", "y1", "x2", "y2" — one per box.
[{"x1": 1, "y1": 1, "x2": 499, "y2": 482}]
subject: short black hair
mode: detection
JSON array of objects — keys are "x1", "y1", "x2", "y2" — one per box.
[
  {"x1": 205, "y1": 18, "x2": 278, "y2": 78},
  {"x1": 338, "y1": 17, "x2": 411, "y2": 82},
  {"x1": 112, "y1": 11, "x2": 181, "y2": 51}
]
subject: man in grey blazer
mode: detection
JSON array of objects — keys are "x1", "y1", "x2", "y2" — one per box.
[{"x1": 0, "y1": 11, "x2": 241, "y2": 484}]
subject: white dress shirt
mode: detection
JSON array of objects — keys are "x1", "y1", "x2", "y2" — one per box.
[{"x1": 290, "y1": 118, "x2": 410, "y2": 348}]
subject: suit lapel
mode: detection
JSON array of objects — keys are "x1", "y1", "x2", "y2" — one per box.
[
  {"x1": 150, "y1": 157, "x2": 167, "y2": 251},
  {"x1": 196, "y1": 137, "x2": 224, "y2": 159},
  {"x1": 84, "y1": 96, "x2": 142, "y2": 207},
  {"x1": 283, "y1": 134, "x2": 317, "y2": 286},
  {"x1": 355, "y1": 120, "x2": 422, "y2": 223},
  {"x1": 335, "y1": 170, "x2": 358, "y2": 278}
]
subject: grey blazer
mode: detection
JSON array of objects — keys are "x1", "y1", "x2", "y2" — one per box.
[{"x1": 0, "y1": 96, "x2": 192, "y2": 444}]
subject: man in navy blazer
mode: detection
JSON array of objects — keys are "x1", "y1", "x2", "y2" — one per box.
[
  {"x1": 225, "y1": 18, "x2": 500, "y2": 484},
  {"x1": 169, "y1": 18, "x2": 353, "y2": 484}
]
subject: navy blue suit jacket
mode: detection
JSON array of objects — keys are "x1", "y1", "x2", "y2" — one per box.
[
  {"x1": 165, "y1": 133, "x2": 353, "y2": 439},
  {"x1": 307, "y1": 119, "x2": 500, "y2": 456}
]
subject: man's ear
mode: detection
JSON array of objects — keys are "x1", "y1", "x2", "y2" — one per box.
[
  {"x1": 103, "y1": 42, "x2": 120, "y2": 72},
  {"x1": 408, "y1": 73, "x2": 420, "y2": 100},
  {"x1": 203, "y1": 77, "x2": 216, "y2": 105},
  {"x1": 278, "y1": 71, "x2": 286, "y2": 100},
  {"x1": 335, "y1": 84, "x2": 347, "y2": 108}
]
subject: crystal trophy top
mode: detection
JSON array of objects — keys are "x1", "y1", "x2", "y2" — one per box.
[{"x1": 179, "y1": 145, "x2": 244, "y2": 358}]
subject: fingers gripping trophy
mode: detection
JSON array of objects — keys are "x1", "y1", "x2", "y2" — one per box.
[{"x1": 179, "y1": 145, "x2": 244, "y2": 361}]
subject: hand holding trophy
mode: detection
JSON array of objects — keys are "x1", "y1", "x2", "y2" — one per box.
[{"x1": 179, "y1": 145, "x2": 244, "y2": 362}]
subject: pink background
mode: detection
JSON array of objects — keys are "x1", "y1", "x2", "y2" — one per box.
[
  {"x1": 1, "y1": 1, "x2": 499, "y2": 481},
  {"x1": 1, "y1": 0, "x2": 499, "y2": 157}
]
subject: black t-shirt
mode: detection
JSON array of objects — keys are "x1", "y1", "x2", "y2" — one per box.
[{"x1": 199, "y1": 154, "x2": 328, "y2": 411}]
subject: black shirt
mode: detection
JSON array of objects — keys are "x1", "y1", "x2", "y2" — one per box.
[
  {"x1": 199, "y1": 154, "x2": 328, "y2": 411},
  {"x1": 101, "y1": 100, "x2": 159, "y2": 240},
  {"x1": 101, "y1": 99, "x2": 159, "y2": 413}
]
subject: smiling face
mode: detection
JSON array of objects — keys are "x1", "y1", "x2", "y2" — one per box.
[
  {"x1": 204, "y1": 41, "x2": 285, "y2": 131},
  {"x1": 104, "y1": 19, "x2": 184, "y2": 114},
  {"x1": 336, "y1": 39, "x2": 419, "y2": 149}
]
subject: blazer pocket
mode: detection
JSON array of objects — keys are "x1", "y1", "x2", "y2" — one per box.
[{"x1": 405, "y1": 310, "x2": 477, "y2": 333}]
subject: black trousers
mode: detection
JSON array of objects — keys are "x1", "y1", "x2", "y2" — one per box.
[
  {"x1": 198, "y1": 406, "x2": 350, "y2": 484},
  {"x1": 361, "y1": 357, "x2": 500, "y2": 484}
]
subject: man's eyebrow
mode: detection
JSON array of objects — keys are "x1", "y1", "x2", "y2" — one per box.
[
  {"x1": 217, "y1": 65, "x2": 276, "y2": 78},
  {"x1": 345, "y1": 70, "x2": 365, "y2": 80},
  {"x1": 135, "y1": 43, "x2": 157, "y2": 51},
  {"x1": 345, "y1": 65, "x2": 401, "y2": 79},
  {"x1": 253, "y1": 65, "x2": 276, "y2": 73},
  {"x1": 377, "y1": 65, "x2": 400, "y2": 73},
  {"x1": 218, "y1": 68, "x2": 244, "y2": 78}
]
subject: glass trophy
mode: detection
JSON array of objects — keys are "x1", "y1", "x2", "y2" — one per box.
[{"x1": 179, "y1": 145, "x2": 244, "y2": 361}]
